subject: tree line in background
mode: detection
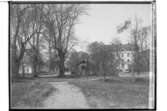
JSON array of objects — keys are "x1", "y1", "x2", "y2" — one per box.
[{"x1": 66, "y1": 42, "x2": 118, "y2": 78}]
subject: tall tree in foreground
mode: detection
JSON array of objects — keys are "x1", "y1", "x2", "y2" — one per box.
[
  {"x1": 10, "y1": 4, "x2": 33, "y2": 80},
  {"x1": 45, "y1": 4, "x2": 87, "y2": 77},
  {"x1": 27, "y1": 4, "x2": 46, "y2": 77},
  {"x1": 10, "y1": 4, "x2": 48, "y2": 79}
]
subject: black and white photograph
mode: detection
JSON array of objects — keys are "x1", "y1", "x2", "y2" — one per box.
[{"x1": 9, "y1": 1, "x2": 156, "y2": 109}]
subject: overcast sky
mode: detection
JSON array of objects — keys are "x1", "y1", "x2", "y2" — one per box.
[{"x1": 73, "y1": 4, "x2": 152, "y2": 52}]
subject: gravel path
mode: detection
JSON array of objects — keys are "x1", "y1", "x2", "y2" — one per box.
[{"x1": 42, "y1": 82, "x2": 89, "y2": 109}]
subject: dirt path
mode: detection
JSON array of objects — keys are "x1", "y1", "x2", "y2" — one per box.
[{"x1": 42, "y1": 82, "x2": 90, "y2": 109}]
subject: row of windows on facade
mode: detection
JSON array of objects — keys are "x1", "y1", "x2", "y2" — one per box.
[
  {"x1": 121, "y1": 59, "x2": 130, "y2": 66},
  {"x1": 121, "y1": 52, "x2": 131, "y2": 57}
]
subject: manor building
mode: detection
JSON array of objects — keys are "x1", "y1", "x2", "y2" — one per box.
[
  {"x1": 113, "y1": 44, "x2": 135, "y2": 72},
  {"x1": 112, "y1": 43, "x2": 149, "y2": 72}
]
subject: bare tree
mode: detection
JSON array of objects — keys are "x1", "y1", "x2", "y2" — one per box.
[
  {"x1": 42, "y1": 4, "x2": 56, "y2": 72},
  {"x1": 45, "y1": 4, "x2": 87, "y2": 77},
  {"x1": 130, "y1": 18, "x2": 150, "y2": 74},
  {"x1": 26, "y1": 4, "x2": 46, "y2": 77},
  {"x1": 10, "y1": 4, "x2": 49, "y2": 79},
  {"x1": 10, "y1": 4, "x2": 32, "y2": 80},
  {"x1": 10, "y1": 4, "x2": 87, "y2": 79},
  {"x1": 117, "y1": 17, "x2": 150, "y2": 74}
]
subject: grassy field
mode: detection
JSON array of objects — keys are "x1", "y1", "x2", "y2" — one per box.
[
  {"x1": 10, "y1": 80, "x2": 56, "y2": 109},
  {"x1": 10, "y1": 76, "x2": 150, "y2": 109},
  {"x1": 69, "y1": 77, "x2": 149, "y2": 109}
]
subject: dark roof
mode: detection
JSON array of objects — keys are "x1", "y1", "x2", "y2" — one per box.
[
  {"x1": 77, "y1": 59, "x2": 88, "y2": 66},
  {"x1": 109, "y1": 44, "x2": 135, "y2": 51}
]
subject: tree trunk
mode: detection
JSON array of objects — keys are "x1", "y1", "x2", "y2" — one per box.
[
  {"x1": 11, "y1": 57, "x2": 20, "y2": 82},
  {"x1": 36, "y1": 37, "x2": 40, "y2": 73},
  {"x1": 11, "y1": 28, "x2": 20, "y2": 81},
  {"x1": 102, "y1": 63, "x2": 106, "y2": 80},
  {"x1": 58, "y1": 54, "x2": 65, "y2": 77},
  {"x1": 33, "y1": 56, "x2": 38, "y2": 77},
  {"x1": 11, "y1": 44, "x2": 25, "y2": 81},
  {"x1": 33, "y1": 64, "x2": 38, "y2": 77},
  {"x1": 48, "y1": 42, "x2": 52, "y2": 72},
  {"x1": 22, "y1": 61, "x2": 25, "y2": 78}
]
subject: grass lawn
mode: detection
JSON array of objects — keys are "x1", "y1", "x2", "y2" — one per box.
[
  {"x1": 69, "y1": 77, "x2": 149, "y2": 109},
  {"x1": 10, "y1": 80, "x2": 56, "y2": 109}
]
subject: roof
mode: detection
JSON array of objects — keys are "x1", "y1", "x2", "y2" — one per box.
[
  {"x1": 109, "y1": 44, "x2": 135, "y2": 52},
  {"x1": 77, "y1": 59, "x2": 88, "y2": 65}
]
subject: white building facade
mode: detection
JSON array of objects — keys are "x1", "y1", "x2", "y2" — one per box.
[
  {"x1": 112, "y1": 44, "x2": 135, "y2": 72},
  {"x1": 118, "y1": 50, "x2": 134, "y2": 72}
]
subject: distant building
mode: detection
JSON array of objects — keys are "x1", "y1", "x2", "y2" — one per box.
[
  {"x1": 111, "y1": 43, "x2": 150, "y2": 72},
  {"x1": 113, "y1": 44, "x2": 135, "y2": 72},
  {"x1": 78, "y1": 59, "x2": 88, "y2": 75}
]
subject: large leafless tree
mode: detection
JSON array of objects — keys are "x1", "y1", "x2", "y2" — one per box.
[
  {"x1": 10, "y1": 4, "x2": 34, "y2": 79},
  {"x1": 44, "y1": 4, "x2": 87, "y2": 77},
  {"x1": 10, "y1": 4, "x2": 87, "y2": 79}
]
